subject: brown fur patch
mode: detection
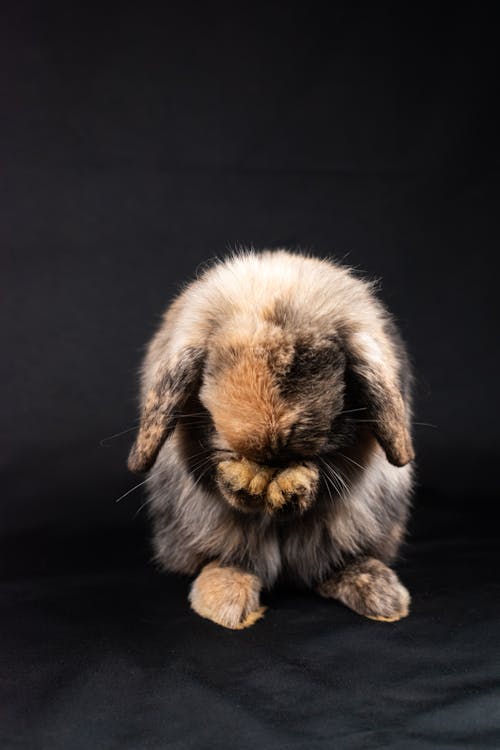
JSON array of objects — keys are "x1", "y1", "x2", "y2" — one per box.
[
  {"x1": 203, "y1": 345, "x2": 295, "y2": 461},
  {"x1": 200, "y1": 320, "x2": 297, "y2": 463},
  {"x1": 317, "y1": 557, "x2": 410, "y2": 622},
  {"x1": 189, "y1": 562, "x2": 265, "y2": 630}
]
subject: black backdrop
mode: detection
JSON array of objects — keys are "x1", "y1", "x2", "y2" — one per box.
[{"x1": 2, "y1": 3, "x2": 499, "y2": 749}]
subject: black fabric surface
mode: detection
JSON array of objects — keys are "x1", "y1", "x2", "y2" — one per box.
[
  {"x1": 3, "y1": 503, "x2": 500, "y2": 749},
  {"x1": 2, "y1": 3, "x2": 499, "y2": 748}
]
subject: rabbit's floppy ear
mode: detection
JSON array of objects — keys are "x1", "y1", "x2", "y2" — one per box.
[
  {"x1": 346, "y1": 330, "x2": 414, "y2": 467},
  {"x1": 127, "y1": 346, "x2": 204, "y2": 473}
]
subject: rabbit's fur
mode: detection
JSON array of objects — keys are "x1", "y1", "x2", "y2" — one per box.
[{"x1": 128, "y1": 250, "x2": 415, "y2": 628}]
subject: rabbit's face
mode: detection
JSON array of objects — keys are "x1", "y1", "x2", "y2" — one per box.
[{"x1": 197, "y1": 322, "x2": 349, "y2": 514}]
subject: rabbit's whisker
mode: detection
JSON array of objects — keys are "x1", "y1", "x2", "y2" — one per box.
[
  {"x1": 187, "y1": 447, "x2": 213, "y2": 461},
  {"x1": 319, "y1": 457, "x2": 351, "y2": 499},
  {"x1": 337, "y1": 452, "x2": 365, "y2": 471},
  {"x1": 114, "y1": 467, "x2": 164, "y2": 504},
  {"x1": 135, "y1": 459, "x2": 215, "y2": 516},
  {"x1": 320, "y1": 470, "x2": 335, "y2": 505},
  {"x1": 174, "y1": 419, "x2": 212, "y2": 425},
  {"x1": 171, "y1": 412, "x2": 210, "y2": 419},
  {"x1": 100, "y1": 412, "x2": 212, "y2": 448},
  {"x1": 338, "y1": 407, "x2": 368, "y2": 415},
  {"x1": 348, "y1": 418, "x2": 437, "y2": 428},
  {"x1": 190, "y1": 455, "x2": 217, "y2": 476},
  {"x1": 332, "y1": 465, "x2": 351, "y2": 496},
  {"x1": 134, "y1": 495, "x2": 155, "y2": 517},
  {"x1": 319, "y1": 457, "x2": 342, "y2": 496},
  {"x1": 100, "y1": 423, "x2": 140, "y2": 446},
  {"x1": 321, "y1": 467, "x2": 342, "y2": 497}
]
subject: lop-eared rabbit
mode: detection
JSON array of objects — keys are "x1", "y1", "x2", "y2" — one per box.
[{"x1": 128, "y1": 250, "x2": 414, "y2": 629}]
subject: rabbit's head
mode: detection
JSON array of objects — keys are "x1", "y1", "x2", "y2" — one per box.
[
  {"x1": 198, "y1": 315, "x2": 347, "y2": 465},
  {"x1": 128, "y1": 255, "x2": 414, "y2": 515}
]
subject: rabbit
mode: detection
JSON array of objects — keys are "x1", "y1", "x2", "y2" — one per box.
[{"x1": 128, "y1": 250, "x2": 415, "y2": 629}]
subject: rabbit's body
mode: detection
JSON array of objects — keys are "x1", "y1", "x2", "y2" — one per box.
[
  {"x1": 129, "y1": 251, "x2": 415, "y2": 628},
  {"x1": 147, "y1": 430, "x2": 412, "y2": 589}
]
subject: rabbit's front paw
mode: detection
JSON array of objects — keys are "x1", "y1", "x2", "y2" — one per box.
[
  {"x1": 217, "y1": 458, "x2": 318, "y2": 514},
  {"x1": 266, "y1": 463, "x2": 319, "y2": 512},
  {"x1": 217, "y1": 457, "x2": 275, "y2": 511}
]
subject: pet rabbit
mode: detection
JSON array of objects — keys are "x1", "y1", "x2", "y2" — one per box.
[{"x1": 128, "y1": 250, "x2": 415, "y2": 629}]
